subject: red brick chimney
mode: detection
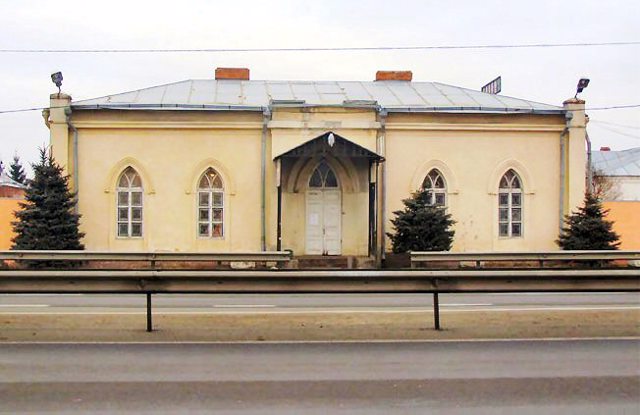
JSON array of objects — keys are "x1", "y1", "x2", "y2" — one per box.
[
  {"x1": 375, "y1": 70, "x2": 413, "y2": 81},
  {"x1": 215, "y1": 67, "x2": 250, "y2": 80},
  {"x1": 599, "y1": 146, "x2": 611, "y2": 151}
]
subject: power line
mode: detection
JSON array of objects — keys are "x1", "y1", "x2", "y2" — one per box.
[
  {"x1": 591, "y1": 123, "x2": 640, "y2": 140},
  {"x1": 590, "y1": 119, "x2": 640, "y2": 129},
  {"x1": 586, "y1": 104, "x2": 640, "y2": 110},
  {"x1": 1, "y1": 41, "x2": 639, "y2": 54}
]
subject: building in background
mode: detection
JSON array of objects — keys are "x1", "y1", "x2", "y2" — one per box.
[
  {"x1": 0, "y1": 166, "x2": 26, "y2": 249},
  {"x1": 45, "y1": 68, "x2": 588, "y2": 265},
  {"x1": 592, "y1": 147, "x2": 640, "y2": 249}
]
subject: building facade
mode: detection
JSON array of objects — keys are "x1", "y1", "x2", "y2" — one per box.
[
  {"x1": 0, "y1": 167, "x2": 26, "y2": 249},
  {"x1": 45, "y1": 68, "x2": 587, "y2": 261},
  {"x1": 592, "y1": 147, "x2": 640, "y2": 249}
]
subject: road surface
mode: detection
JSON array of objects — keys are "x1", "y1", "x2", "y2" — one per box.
[
  {"x1": 1, "y1": 339, "x2": 638, "y2": 414},
  {"x1": 1, "y1": 292, "x2": 638, "y2": 313}
]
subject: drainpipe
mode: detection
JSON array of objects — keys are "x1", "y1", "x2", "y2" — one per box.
[
  {"x1": 559, "y1": 123, "x2": 569, "y2": 232},
  {"x1": 64, "y1": 107, "x2": 79, "y2": 213},
  {"x1": 377, "y1": 108, "x2": 388, "y2": 263},
  {"x1": 260, "y1": 107, "x2": 271, "y2": 251},
  {"x1": 585, "y1": 129, "x2": 593, "y2": 194}
]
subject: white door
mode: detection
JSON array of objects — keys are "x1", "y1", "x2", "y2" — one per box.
[
  {"x1": 305, "y1": 161, "x2": 342, "y2": 255},
  {"x1": 323, "y1": 190, "x2": 341, "y2": 255}
]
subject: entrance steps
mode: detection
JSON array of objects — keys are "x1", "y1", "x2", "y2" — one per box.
[{"x1": 292, "y1": 255, "x2": 377, "y2": 269}]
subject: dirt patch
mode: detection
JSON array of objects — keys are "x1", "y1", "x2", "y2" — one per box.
[{"x1": 0, "y1": 309, "x2": 638, "y2": 342}]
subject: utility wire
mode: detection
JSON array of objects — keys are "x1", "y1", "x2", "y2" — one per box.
[
  {"x1": 591, "y1": 123, "x2": 640, "y2": 140},
  {"x1": 1, "y1": 41, "x2": 639, "y2": 54},
  {"x1": 2, "y1": 103, "x2": 640, "y2": 115},
  {"x1": 590, "y1": 119, "x2": 640, "y2": 129},
  {"x1": 585, "y1": 104, "x2": 640, "y2": 111}
]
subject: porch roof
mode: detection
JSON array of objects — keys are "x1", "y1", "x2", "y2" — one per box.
[{"x1": 274, "y1": 132, "x2": 384, "y2": 161}]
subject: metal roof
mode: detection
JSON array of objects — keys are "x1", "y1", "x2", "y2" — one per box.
[
  {"x1": 592, "y1": 147, "x2": 640, "y2": 176},
  {"x1": 0, "y1": 169, "x2": 26, "y2": 189},
  {"x1": 71, "y1": 79, "x2": 563, "y2": 114}
]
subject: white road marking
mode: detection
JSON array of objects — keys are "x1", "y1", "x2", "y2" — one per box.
[
  {"x1": 442, "y1": 303, "x2": 493, "y2": 307},
  {"x1": 444, "y1": 306, "x2": 640, "y2": 312},
  {"x1": 2, "y1": 337, "x2": 639, "y2": 345},
  {"x1": 0, "y1": 304, "x2": 50, "y2": 307},
  {"x1": 212, "y1": 304, "x2": 276, "y2": 308}
]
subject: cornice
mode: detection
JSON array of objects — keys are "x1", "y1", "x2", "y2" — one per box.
[
  {"x1": 386, "y1": 123, "x2": 565, "y2": 132},
  {"x1": 72, "y1": 121, "x2": 263, "y2": 130}
]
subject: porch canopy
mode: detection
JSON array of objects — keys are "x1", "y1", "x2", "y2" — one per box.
[
  {"x1": 273, "y1": 131, "x2": 383, "y2": 257},
  {"x1": 274, "y1": 131, "x2": 384, "y2": 162}
]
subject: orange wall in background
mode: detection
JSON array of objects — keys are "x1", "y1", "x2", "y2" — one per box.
[
  {"x1": 604, "y1": 201, "x2": 640, "y2": 250},
  {"x1": 0, "y1": 198, "x2": 22, "y2": 249}
]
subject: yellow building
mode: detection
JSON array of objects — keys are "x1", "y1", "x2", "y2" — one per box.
[
  {"x1": 592, "y1": 147, "x2": 640, "y2": 249},
  {"x1": 45, "y1": 68, "x2": 587, "y2": 263},
  {"x1": 0, "y1": 168, "x2": 26, "y2": 250}
]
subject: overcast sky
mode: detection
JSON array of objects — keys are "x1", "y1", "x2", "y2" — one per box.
[{"x1": 0, "y1": 0, "x2": 638, "y2": 174}]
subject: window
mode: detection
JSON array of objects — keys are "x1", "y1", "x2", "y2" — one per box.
[
  {"x1": 309, "y1": 161, "x2": 338, "y2": 188},
  {"x1": 198, "y1": 168, "x2": 224, "y2": 238},
  {"x1": 498, "y1": 169, "x2": 523, "y2": 237},
  {"x1": 116, "y1": 167, "x2": 143, "y2": 237},
  {"x1": 422, "y1": 169, "x2": 447, "y2": 206}
]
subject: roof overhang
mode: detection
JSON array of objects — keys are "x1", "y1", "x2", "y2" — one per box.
[{"x1": 274, "y1": 131, "x2": 384, "y2": 162}]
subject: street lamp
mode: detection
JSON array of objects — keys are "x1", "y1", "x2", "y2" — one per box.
[
  {"x1": 575, "y1": 78, "x2": 590, "y2": 98},
  {"x1": 51, "y1": 72, "x2": 63, "y2": 94}
]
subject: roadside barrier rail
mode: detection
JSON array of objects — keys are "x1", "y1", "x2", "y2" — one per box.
[
  {"x1": 1, "y1": 267, "x2": 638, "y2": 332},
  {"x1": 0, "y1": 250, "x2": 293, "y2": 268},
  {"x1": 411, "y1": 250, "x2": 640, "y2": 268}
]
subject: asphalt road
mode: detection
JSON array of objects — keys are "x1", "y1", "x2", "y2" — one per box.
[
  {"x1": 1, "y1": 339, "x2": 639, "y2": 414},
  {"x1": 1, "y1": 292, "x2": 639, "y2": 313}
]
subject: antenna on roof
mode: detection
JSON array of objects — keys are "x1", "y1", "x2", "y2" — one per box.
[{"x1": 481, "y1": 76, "x2": 502, "y2": 94}]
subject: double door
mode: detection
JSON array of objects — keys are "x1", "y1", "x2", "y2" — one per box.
[{"x1": 305, "y1": 189, "x2": 341, "y2": 255}]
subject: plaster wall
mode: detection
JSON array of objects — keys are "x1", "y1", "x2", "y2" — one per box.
[
  {"x1": 0, "y1": 198, "x2": 21, "y2": 249},
  {"x1": 603, "y1": 201, "x2": 640, "y2": 249},
  {"x1": 74, "y1": 125, "x2": 263, "y2": 252},
  {"x1": 384, "y1": 112, "x2": 567, "y2": 252}
]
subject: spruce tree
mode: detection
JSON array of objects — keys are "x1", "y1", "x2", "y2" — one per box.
[
  {"x1": 557, "y1": 193, "x2": 620, "y2": 250},
  {"x1": 9, "y1": 154, "x2": 27, "y2": 184},
  {"x1": 12, "y1": 148, "x2": 84, "y2": 251},
  {"x1": 387, "y1": 188, "x2": 455, "y2": 253}
]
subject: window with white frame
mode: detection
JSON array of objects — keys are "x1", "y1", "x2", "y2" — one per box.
[
  {"x1": 422, "y1": 169, "x2": 447, "y2": 206},
  {"x1": 309, "y1": 161, "x2": 339, "y2": 188},
  {"x1": 498, "y1": 169, "x2": 523, "y2": 237},
  {"x1": 198, "y1": 168, "x2": 224, "y2": 238},
  {"x1": 116, "y1": 167, "x2": 143, "y2": 237}
]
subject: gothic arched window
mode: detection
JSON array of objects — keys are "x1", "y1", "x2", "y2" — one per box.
[
  {"x1": 116, "y1": 167, "x2": 143, "y2": 237},
  {"x1": 422, "y1": 169, "x2": 447, "y2": 206},
  {"x1": 198, "y1": 168, "x2": 224, "y2": 238},
  {"x1": 309, "y1": 161, "x2": 338, "y2": 188},
  {"x1": 498, "y1": 169, "x2": 523, "y2": 237}
]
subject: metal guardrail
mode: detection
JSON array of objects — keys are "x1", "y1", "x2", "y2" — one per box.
[
  {"x1": 1, "y1": 268, "x2": 639, "y2": 332},
  {"x1": 0, "y1": 250, "x2": 293, "y2": 264},
  {"x1": 410, "y1": 250, "x2": 640, "y2": 267}
]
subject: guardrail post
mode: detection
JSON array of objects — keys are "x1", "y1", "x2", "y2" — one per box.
[
  {"x1": 146, "y1": 293, "x2": 153, "y2": 332},
  {"x1": 433, "y1": 292, "x2": 441, "y2": 330}
]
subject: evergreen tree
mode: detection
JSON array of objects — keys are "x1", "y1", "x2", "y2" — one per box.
[
  {"x1": 557, "y1": 193, "x2": 620, "y2": 250},
  {"x1": 9, "y1": 153, "x2": 27, "y2": 184},
  {"x1": 387, "y1": 188, "x2": 455, "y2": 253},
  {"x1": 12, "y1": 148, "x2": 84, "y2": 251}
]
